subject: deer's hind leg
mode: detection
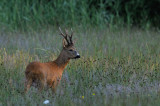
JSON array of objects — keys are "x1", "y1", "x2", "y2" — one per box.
[{"x1": 34, "y1": 72, "x2": 46, "y2": 92}]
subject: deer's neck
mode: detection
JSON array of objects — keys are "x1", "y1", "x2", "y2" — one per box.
[{"x1": 54, "y1": 51, "x2": 70, "y2": 69}]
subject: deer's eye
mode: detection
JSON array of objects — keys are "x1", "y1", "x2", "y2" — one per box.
[{"x1": 69, "y1": 49, "x2": 73, "y2": 51}]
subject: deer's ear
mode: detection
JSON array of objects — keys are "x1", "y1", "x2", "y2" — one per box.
[{"x1": 63, "y1": 38, "x2": 68, "y2": 47}]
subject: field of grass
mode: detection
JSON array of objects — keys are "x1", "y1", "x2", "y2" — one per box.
[{"x1": 0, "y1": 27, "x2": 160, "y2": 105}]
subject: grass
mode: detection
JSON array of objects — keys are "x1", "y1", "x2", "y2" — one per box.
[
  {"x1": 0, "y1": 0, "x2": 106, "y2": 30},
  {"x1": 1, "y1": 0, "x2": 160, "y2": 30},
  {"x1": 0, "y1": 27, "x2": 160, "y2": 105}
]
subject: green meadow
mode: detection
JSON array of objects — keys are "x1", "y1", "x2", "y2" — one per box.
[
  {"x1": 0, "y1": 27, "x2": 160, "y2": 105},
  {"x1": 0, "y1": 0, "x2": 160, "y2": 105}
]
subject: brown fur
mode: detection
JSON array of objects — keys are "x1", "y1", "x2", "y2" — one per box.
[{"x1": 24, "y1": 28, "x2": 80, "y2": 93}]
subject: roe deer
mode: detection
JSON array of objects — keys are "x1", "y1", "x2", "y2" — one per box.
[{"x1": 24, "y1": 28, "x2": 80, "y2": 93}]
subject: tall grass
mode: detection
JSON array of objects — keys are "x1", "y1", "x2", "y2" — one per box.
[
  {"x1": 0, "y1": 0, "x2": 160, "y2": 30},
  {"x1": 0, "y1": 27, "x2": 160, "y2": 105},
  {"x1": 0, "y1": 0, "x2": 106, "y2": 30}
]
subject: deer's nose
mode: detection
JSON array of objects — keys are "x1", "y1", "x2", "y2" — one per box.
[{"x1": 75, "y1": 52, "x2": 80, "y2": 58}]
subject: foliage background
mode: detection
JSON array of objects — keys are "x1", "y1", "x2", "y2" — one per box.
[{"x1": 0, "y1": 0, "x2": 160, "y2": 29}]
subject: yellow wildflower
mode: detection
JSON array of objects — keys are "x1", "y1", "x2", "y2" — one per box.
[
  {"x1": 92, "y1": 93, "x2": 95, "y2": 96},
  {"x1": 82, "y1": 96, "x2": 84, "y2": 99}
]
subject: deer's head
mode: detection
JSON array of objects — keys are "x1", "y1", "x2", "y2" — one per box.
[{"x1": 59, "y1": 27, "x2": 80, "y2": 59}]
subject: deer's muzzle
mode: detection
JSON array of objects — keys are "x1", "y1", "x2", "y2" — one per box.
[{"x1": 75, "y1": 52, "x2": 80, "y2": 59}]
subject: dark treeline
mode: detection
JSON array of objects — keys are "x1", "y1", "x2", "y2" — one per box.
[
  {"x1": 0, "y1": 0, "x2": 160, "y2": 29},
  {"x1": 92, "y1": 0, "x2": 160, "y2": 27}
]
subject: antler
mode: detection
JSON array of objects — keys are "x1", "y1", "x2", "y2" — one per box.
[
  {"x1": 65, "y1": 28, "x2": 73, "y2": 44},
  {"x1": 59, "y1": 27, "x2": 73, "y2": 45},
  {"x1": 69, "y1": 28, "x2": 73, "y2": 44},
  {"x1": 59, "y1": 27, "x2": 70, "y2": 44}
]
